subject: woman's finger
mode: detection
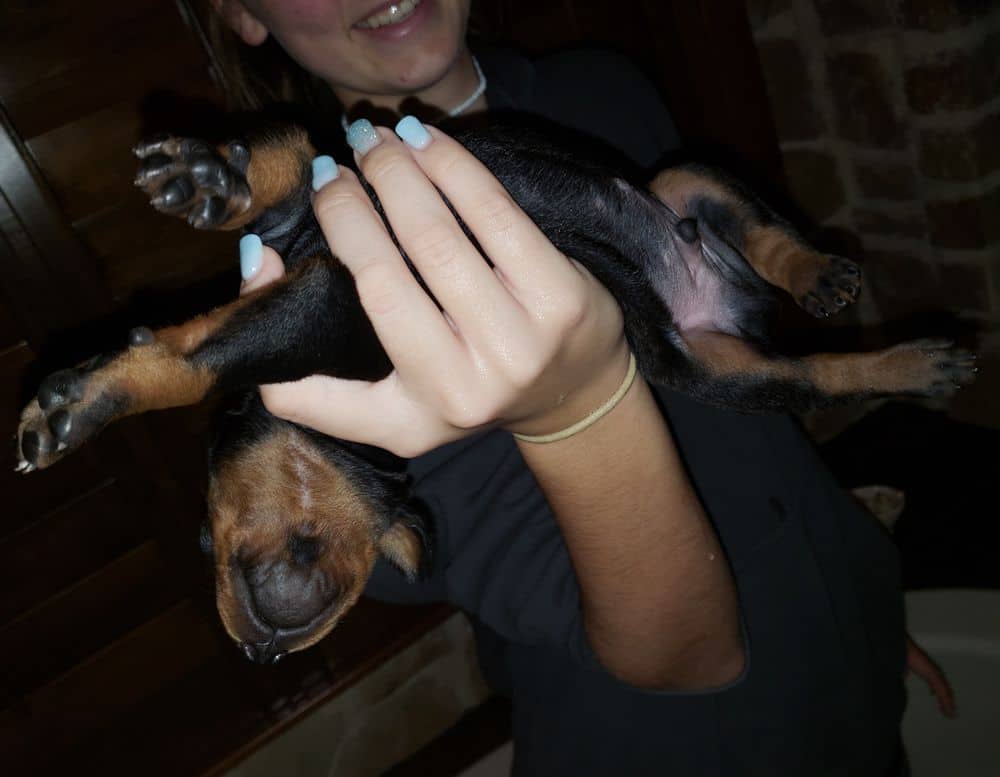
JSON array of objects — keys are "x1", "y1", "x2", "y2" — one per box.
[
  {"x1": 311, "y1": 162, "x2": 465, "y2": 375},
  {"x1": 238, "y1": 236, "x2": 286, "y2": 295},
  {"x1": 349, "y1": 124, "x2": 524, "y2": 338},
  {"x1": 397, "y1": 120, "x2": 584, "y2": 310},
  {"x1": 259, "y1": 373, "x2": 444, "y2": 457}
]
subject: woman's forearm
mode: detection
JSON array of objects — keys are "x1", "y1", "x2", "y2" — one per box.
[{"x1": 516, "y1": 372, "x2": 744, "y2": 690}]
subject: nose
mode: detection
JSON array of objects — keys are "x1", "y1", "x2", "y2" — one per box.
[
  {"x1": 239, "y1": 640, "x2": 287, "y2": 665},
  {"x1": 243, "y1": 555, "x2": 337, "y2": 630}
]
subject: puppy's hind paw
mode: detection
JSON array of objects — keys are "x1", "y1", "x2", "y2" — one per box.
[
  {"x1": 800, "y1": 255, "x2": 862, "y2": 318},
  {"x1": 884, "y1": 338, "x2": 977, "y2": 398}
]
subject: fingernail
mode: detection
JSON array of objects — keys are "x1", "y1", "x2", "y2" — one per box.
[
  {"x1": 395, "y1": 115, "x2": 432, "y2": 150},
  {"x1": 346, "y1": 119, "x2": 380, "y2": 156},
  {"x1": 240, "y1": 233, "x2": 263, "y2": 280},
  {"x1": 311, "y1": 155, "x2": 339, "y2": 191}
]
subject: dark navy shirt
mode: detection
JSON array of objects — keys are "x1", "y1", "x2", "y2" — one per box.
[{"x1": 364, "y1": 47, "x2": 906, "y2": 776}]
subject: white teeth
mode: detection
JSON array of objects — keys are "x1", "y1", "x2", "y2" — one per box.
[{"x1": 357, "y1": 0, "x2": 420, "y2": 29}]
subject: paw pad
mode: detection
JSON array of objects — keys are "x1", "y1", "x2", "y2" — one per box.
[{"x1": 134, "y1": 136, "x2": 251, "y2": 230}]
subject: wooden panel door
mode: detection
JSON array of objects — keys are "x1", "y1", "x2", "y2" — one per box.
[
  {"x1": 0, "y1": 1, "x2": 241, "y2": 770},
  {"x1": 0, "y1": 4, "x2": 449, "y2": 775}
]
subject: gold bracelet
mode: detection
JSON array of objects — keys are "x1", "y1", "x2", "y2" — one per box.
[{"x1": 512, "y1": 353, "x2": 638, "y2": 444}]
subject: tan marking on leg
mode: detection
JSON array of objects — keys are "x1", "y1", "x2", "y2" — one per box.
[
  {"x1": 742, "y1": 225, "x2": 819, "y2": 295},
  {"x1": 219, "y1": 127, "x2": 316, "y2": 230},
  {"x1": 685, "y1": 330, "x2": 800, "y2": 381},
  {"x1": 104, "y1": 343, "x2": 215, "y2": 412},
  {"x1": 684, "y1": 332, "x2": 968, "y2": 399},
  {"x1": 120, "y1": 257, "x2": 320, "y2": 408}
]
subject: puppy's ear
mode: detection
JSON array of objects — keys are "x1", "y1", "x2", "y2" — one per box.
[{"x1": 378, "y1": 512, "x2": 433, "y2": 582}]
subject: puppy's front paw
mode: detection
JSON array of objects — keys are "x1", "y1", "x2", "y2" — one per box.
[
  {"x1": 134, "y1": 136, "x2": 251, "y2": 230},
  {"x1": 16, "y1": 359, "x2": 125, "y2": 471},
  {"x1": 799, "y1": 255, "x2": 862, "y2": 318},
  {"x1": 15, "y1": 325, "x2": 211, "y2": 472}
]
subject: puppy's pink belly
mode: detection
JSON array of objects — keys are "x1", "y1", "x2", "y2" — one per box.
[{"x1": 669, "y1": 262, "x2": 740, "y2": 335}]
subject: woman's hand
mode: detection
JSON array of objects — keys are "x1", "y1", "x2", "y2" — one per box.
[{"x1": 239, "y1": 118, "x2": 629, "y2": 457}]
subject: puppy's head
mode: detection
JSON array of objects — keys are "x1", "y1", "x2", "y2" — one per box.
[{"x1": 204, "y1": 421, "x2": 428, "y2": 664}]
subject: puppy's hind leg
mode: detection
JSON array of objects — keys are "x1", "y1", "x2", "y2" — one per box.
[
  {"x1": 673, "y1": 331, "x2": 976, "y2": 412},
  {"x1": 650, "y1": 166, "x2": 862, "y2": 319}
]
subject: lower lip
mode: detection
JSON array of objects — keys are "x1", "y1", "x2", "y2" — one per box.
[{"x1": 353, "y1": 0, "x2": 433, "y2": 42}]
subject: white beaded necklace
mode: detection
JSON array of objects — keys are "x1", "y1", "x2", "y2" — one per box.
[{"x1": 339, "y1": 56, "x2": 487, "y2": 133}]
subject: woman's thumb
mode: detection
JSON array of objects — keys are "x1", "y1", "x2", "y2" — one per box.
[{"x1": 239, "y1": 234, "x2": 286, "y2": 295}]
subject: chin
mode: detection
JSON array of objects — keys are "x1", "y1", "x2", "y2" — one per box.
[
  {"x1": 396, "y1": 49, "x2": 461, "y2": 92},
  {"x1": 385, "y1": 30, "x2": 465, "y2": 92}
]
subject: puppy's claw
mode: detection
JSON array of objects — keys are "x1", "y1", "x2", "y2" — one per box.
[
  {"x1": 133, "y1": 135, "x2": 174, "y2": 159},
  {"x1": 801, "y1": 255, "x2": 862, "y2": 318},
  {"x1": 889, "y1": 339, "x2": 978, "y2": 397}
]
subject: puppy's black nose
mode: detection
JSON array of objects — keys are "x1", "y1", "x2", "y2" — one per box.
[
  {"x1": 244, "y1": 555, "x2": 337, "y2": 629},
  {"x1": 239, "y1": 641, "x2": 287, "y2": 665}
]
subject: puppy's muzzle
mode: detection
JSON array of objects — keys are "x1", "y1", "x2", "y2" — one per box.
[{"x1": 227, "y1": 539, "x2": 341, "y2": 664}]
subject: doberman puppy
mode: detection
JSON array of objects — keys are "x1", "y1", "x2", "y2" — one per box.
[{"x1": 15, "y1": 118, "x2": 976, "y2": 664}]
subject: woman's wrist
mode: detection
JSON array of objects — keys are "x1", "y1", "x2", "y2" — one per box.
[{"x1": 505, "y1": 342, "x2": 634, "y2": 441}]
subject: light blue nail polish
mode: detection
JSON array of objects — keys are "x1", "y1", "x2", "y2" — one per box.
[
  {"x1": 239, "y1": 233, "x2": 263, "y2": 280},
  {"x1": 311, "y1": 155, "x2": 339, "y2": 191},
  {"x1": 346, "y1": 119, "x2": 380, "y2": 155},
  {"x1": 395, "y1": 115, "x2": 432, "y2": 150}
]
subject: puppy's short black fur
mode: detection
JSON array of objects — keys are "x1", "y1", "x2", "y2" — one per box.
[{"x1": 16, "y1": 116, "x2": 975, "y2": 663}]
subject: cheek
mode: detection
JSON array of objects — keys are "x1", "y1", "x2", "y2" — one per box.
[
  {"x1": 258, "y1": 0, "x2": 348, "y2": 44},
  {"x1": 261, "y1": 0, "x2": 344, "y2": 26},
  {"x1": 267, "y1": 17, "x2": 354, "y2": 76}
]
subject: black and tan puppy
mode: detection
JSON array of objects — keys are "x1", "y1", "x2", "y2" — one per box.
[{"x1": 15, "y1": 118, "x2": 975, "y2": 663}]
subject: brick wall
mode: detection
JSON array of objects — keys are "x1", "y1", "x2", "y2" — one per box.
[{"x1": 746, "y1": 0, "x2": 1000, "y2": 425}]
